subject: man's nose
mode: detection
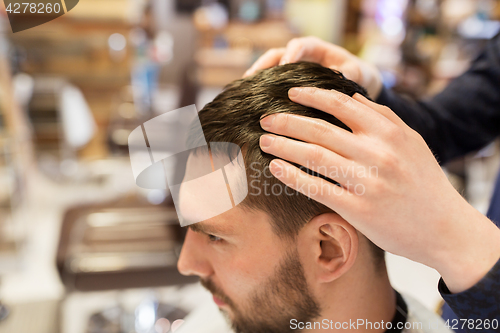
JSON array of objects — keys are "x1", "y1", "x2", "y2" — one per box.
[{"x1": 177, "y1": 229, "x2": 214, "y2": 278}]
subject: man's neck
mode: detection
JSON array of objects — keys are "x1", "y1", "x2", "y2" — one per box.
[{"x1": 307, "y1": 267, "x2": 396, "y2": 333}]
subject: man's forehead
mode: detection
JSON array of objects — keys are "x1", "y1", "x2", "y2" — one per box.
[{"x1": 175, "y1": 144, "x2": 248, "y2": 227}]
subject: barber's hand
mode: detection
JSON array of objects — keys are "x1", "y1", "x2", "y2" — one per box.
[
  {"x1": 259, "y1": 87, "x2": 500, "y2": 293},
  {"x1": 244, "y1": 36, "x2": 383, "y2": 99}
]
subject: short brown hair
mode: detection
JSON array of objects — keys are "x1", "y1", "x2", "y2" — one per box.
[{"x1": 189, "y1": 62, "x2": 384, "y2": 266}]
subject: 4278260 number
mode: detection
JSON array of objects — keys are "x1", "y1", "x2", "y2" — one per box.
[
  {"x1": 445, "y1": 318, "x2": 499, "y2": 330},
  {"x1": 5, "y1": 2, "x2": 61, "y2": 14}
]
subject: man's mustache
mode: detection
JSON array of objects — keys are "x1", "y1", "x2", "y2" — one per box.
[{"x1": 200, "y1": 278, "x2": 235, "y2": 308}]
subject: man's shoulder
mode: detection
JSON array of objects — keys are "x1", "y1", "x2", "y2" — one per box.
[{"x1": 401, "y1": 294, "x2": 453, "y2": 333}]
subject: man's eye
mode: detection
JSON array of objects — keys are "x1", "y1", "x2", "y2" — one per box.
[{"x1": 208, "y1": 234, "x2": 223, "y2": 243}]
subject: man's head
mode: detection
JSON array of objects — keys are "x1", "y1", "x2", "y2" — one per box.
[{"x1": 177, "y1": 62, "x2": 385, "y2": 333}]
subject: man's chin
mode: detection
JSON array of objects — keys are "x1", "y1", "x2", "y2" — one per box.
[
  {"x1": 214, "y1": 303, "x2": 263, "y2": 333},
  {"x1": 217, "y1": 305, "x2": 236, "y2": 327}
]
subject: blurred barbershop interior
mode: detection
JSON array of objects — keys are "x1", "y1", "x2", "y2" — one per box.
[{"x1": 0, "y1": 0, "x2": 499, "y2": 332}]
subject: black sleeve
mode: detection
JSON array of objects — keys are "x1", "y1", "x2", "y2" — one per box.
[
  {"x1": 438, "y1": 258, "x2": 500, "y2": 331},
  {"x1": 376, "y1": 33, "x2": 500, "y2": 164}
]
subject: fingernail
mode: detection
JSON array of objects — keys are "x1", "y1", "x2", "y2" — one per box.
[
  {"x1": 243, "y1": 69, "x2": 251, "y2": 77},
  {"x1": 269, "y1": 160, "x2": 284, "y2": 175},
  {"x1": 352, "y1": 92, "x2": 367, "y2": 101},
  {"x1": 289, "y1": 87, "x2": 302, "y2": 98},
  {"x1": 260, "y1": 135, "x2": 275, "y2": 149},
  {"x1": 260, "y1": 115, "x2": 275, "y2": 129}
]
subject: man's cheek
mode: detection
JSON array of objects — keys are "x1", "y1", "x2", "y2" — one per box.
[{"x1": 216, "y1": 266, "x2": 255, "y2": 299}]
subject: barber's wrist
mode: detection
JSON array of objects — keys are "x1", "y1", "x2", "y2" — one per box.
[{"x1": 433, "y1": 203, "x2": 500, "y2": 293}]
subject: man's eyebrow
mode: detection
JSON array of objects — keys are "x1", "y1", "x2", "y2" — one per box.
[{"x1": 188, "y1": 221, "x2": 226, "y2": 235}]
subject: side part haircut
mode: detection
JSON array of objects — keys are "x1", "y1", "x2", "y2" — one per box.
[{"x1": 188, "y1": 62, "x2": 384, "y2": 267}]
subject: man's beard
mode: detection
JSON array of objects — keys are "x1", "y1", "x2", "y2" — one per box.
[{"x1": 200, "y1": 247, "x2": 321, "y2": 333}]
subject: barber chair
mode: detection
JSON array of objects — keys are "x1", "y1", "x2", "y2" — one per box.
[{"x1": 56, "y1": 198, "x2": 197, "y2": 333}]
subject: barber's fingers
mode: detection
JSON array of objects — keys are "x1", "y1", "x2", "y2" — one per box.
[
  {"x1": 244, "y1": 37, "x2": 348, "y2": 77},
  {"x1": 352, "y1": 93, "x2": 407, "y2": 128},
  {"x1": 260, "y1": 134, "x2": 360, "y2": 186},
  {"x1": 288, "y1": 87, "x2": 391, "y2": 134},
  {"x1": 336, "y1": 62, "x2": 362, "y2": 85},
  {"x1": 268, "y1": 158, "x2": 355, "y2": 211},
  {"x1": 260, "y1": 113, "x2": 361, "y2": 159},
  {"x1": 279, "y1": 36, "x2": 327, "y2": 65},
  {"x1": 243, "y1": 48, "x2": 285, "y2": 77}
]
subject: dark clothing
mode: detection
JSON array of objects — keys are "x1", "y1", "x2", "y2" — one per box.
[
  {"x1": 486, "y1": 172, "x2": 500, "y2": 226},
  {"x1": 439, "y1": 259, "x2": 500, "y2": 327},
  {"x1": 376, "y1": 32, "x2": 500, "y2": 329},
  {"x1": 376, "y1": 33, "x2": 500, "y2": 167}
]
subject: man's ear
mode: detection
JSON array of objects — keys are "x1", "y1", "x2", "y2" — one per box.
[{"x1": 297, "y1": 213, "x2": 358, "y2": 284}]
